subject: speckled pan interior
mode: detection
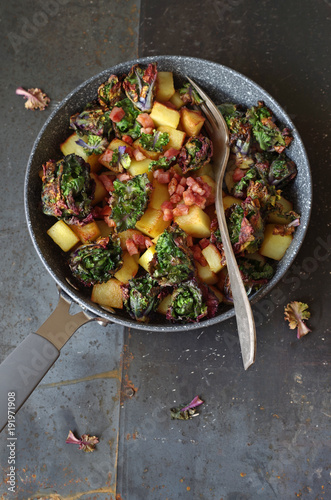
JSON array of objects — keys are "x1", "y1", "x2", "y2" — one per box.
[{"x1": 25, "y1": 56, "x2": 312, "y2": 332}]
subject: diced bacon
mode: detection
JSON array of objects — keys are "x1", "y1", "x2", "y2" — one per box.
[
  {"x1": 136, "y1": 113, "x2": 155, "y2": 129},
  {"x1": 133, "y1": 148, "x2": 146, "y2": 161},
  {"x1": 126, "y1": 238, "x2": 139, "y2": 256},
  {"x1": 132, "y1": 232, "x2": 146, "y2": 247},
  {"x1": 163, "y1": 147, "x2": 180, "y2": 159},
  {"x1": 163, "y1": 208, "x2": 173, "y2": 221},
  {"x1": 144, "y1": 237, "x2": 153, "y2": 248},
  {"x1": 170, "y1": 193, "x2": 182, "y2": 204},
  {"x1": 192, "y1": 245, "x2": 207, "y2": 267},
  {"x1": 161, "y1": 201, "x2": 174, "y2": 211},
  {"x1": 100, "y1": 205, "x2": 112, "y2": 216},
  {"x1": 175, "y1": 184, "x2": 185, "y2": 196},
  {"x1": 105, "y1": 217, "x2": 116, "y2": 228},
  {"x1": 109, "y1": 106, "x2": 125, "y2": 123},
  {"x1": 186, "y1": 235, "x2": 194, "y2": 247},
  {"x1": 199, "y1": 238, "x2": 210, "y2": 249},
  {"x1": 141, "y1": 127, "x2": 153, "y2": 134},
  {"x1": 179, "y1": 176, "x2": 187, "y2": 187},
  {"x1": 233, "y1": 167, "x2": 246, "y2": 183},
  {"x1": 157, "y1": 171, "x2": 171, "y2": 184},
  {"x1": 183, "y1": 189, "x2": 196, "y2": 206},
  {"x1": 99, "y1": 149, "x2": 114, "y2": 167},
  {"x1": 187, "y1": 176, "x2": 205, "y2": 195},
  {"x1": 168, "y1": 177, "x2": 178, "y2": 195},
  {"x1": 98, "y1": 174, "x2": 115, "y2": 192},
  {"x1": 122, "y1": 135, "x2": 133, "y2": 145},
  {"x1": 173, "y1": 204, "x2": 189, "y2": 216},
  {"x1": 205, "y1": 193, "x2": 215, "y2": 206},
  {"x1": 193, "y1": 192, "x2": 207, "y2": 209},
  {"x1": 117, "y1": 172, "x2": 132, "y2": 182}
]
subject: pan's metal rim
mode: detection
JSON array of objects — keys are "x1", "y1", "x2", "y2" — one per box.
[{"x1": 24, "y1": 55, "x2": 312, "y2": 333}]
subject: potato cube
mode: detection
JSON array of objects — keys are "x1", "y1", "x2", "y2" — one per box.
[
  {"x1": 91, "y1": 278, "x2": 123, "y2": 309},
  {"x1": 60, "y1": 133, "x2": 102, "y2": 172},
  {"x1": 47, "y1": 220, "x2": 80, "y2": 252},
  {"x1": 128, "y1": 158, "x2": 152, "y2": 177},
  {"x1": 138, "y1": 245, "x2": 156, "y2": 272},
  {"x1": 195, "y1": 162, "x2": 215, "y2": 179},
  {"x1": 149, "y1": 179, "x2": 170, "y2": 210},
  {"x1": 150, "y1": 101, "x2": 180, "y2": 129},
  {"x1": 96, "y1": 220, "x2": 113, "y2": 238},
  {"x1": 136, "y1": 208, "x2": 170, "y2": 238},
  {"x1": 157, "y1": 294, "x2": 172, "y2": 315},
  {"x1": 169, "y1": 91, "x2": 185, "y2": 109},
  {"x1": 90, "y1": 172, "x2": 108, "y2": 205},
  {"x1": 267, "y1": 196, "x2": 294, "y2": 224},
  {"x1": 156, "y1": 72, "x2": 175, "y2": 102},
  {"x1": 174, "y1": 205, "x2": 211, "y2": 238},
  {"x1": 260, "y1": 224, "x2": 293, "y2": 261},
  {"x1": 132, "y1": 138, "x2": 161, "y2": 161},
  {"x1": 157, "y1": 126, "x2": 186, "y2": 151},
  {"x1": 201, "y1": 244, "x2": 225, "y2": 273},
  {"x1": 114, "y1": 251, "x2": 139, "y2": 284},
  {"x1": 180, "y1": 107, "x2": 205, "y2": 136},
  {"x1": 195, "y1": 261, "x2": 218, "y2": 285},
  {"x1": 223, "y1": 195, "x2": 242, "y2": 210},
  {"x1": 108, "y1": 138, "x2": 134, "y2": 154},
  {"x1": 71, "y1": 221, "x2": 101, "y2": 244}
]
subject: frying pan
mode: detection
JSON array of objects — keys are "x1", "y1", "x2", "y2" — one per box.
[{"x1": 0, "y1": 56, "x2": 312, "y2": 431}]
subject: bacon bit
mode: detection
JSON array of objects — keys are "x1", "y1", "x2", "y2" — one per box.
[
  {"x1": 168, "y1": 177, "x2": 178, "y2": 195},
  {"x1": 186, "y1": 235, "x2": 194, "y2": 247},
  {"x1": 122, "y1": 135, "x2": 133, "y2": 145},
  {"x1": 173, "y1": 204, "x2": 189, "y2": 216},
  {"x1": 99, "y1": 148, "x2": 114, "y2": 168},
  {"x1": 98, "y1": 174, "x2": 115, "y2": 192},
  {"x1": 192, "y1": 245, "x2": 208, "y2": 266},
  {"x1": 136, "y1": 113, "x2": 155, "y2": 129},
  {"x1": 232, "y1": 167, "x2": 246, "y2": 183},
  {"x1": 133, "y1": 149, "x2": 146, "y2": 161},
  {"x1": 126, "y1": 238, "x2": 139, "y2": 255},
  {"x1": 187, "y1": 176, "x2": 206, "y2": 195},
  {"x1": 179, "y1": 177, "x2": 187, "y2": 187},
  {"x1": 144, "y1": 237, "x2": 153, "y2": 248},
  {"x1": 105, "y1": 217, "x2": 116, "y2": 228},
  {"x1": 161, "y1": 201, "x2": 174, "y2": 211},
  {"x1": 182, "y1": 189, "x2": 195, "y2": 206},
  {"x1": 170, "y1": 193, "x2": 182, "y2": 204},
  {"x1": 132, "y1": 232, "x2": 146, "y2": 247},
  {"x1": 175, "y1": 184, "x2": 185, "y2": 196},
  {"x1": 163, "y1": 147, "x2": 180, "y2": 159},
  {"x1": 199, "y1": 238, "x2": 210, "y2": 249},
  {"x1": 117, "y1": 172, "x2": 132, "y2": 182},
  {"x1": 141, "y1": 127, "x2": 154, "y2": 134},
  {"x1": 109, "y1": 106, "x2": 125, "y2": 123},
  {"x1": 157, "y1": 171, "x2": 171, "y2": 184},
  {"x1": 163, "y1": 208, "x2": 174, "y2": 221}
]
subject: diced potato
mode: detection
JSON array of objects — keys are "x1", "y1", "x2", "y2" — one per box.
[
  {"x1": 155, "y1": 72, "x2": 175, "y2": 102},
  {"x1": 157, "y1": 125, "x2": 186, "y2": 151},
  {"x1": 195, "y1": 162, "x2": 215, "y2": 179},
  {"x1": 267, "y1": 196, "x2": 294, "y2": 224},
  {"x1": 223, "y1": 195, "x2": 242, "y2": 210},
  {"x1": 90, "y1": 172, "x2": 108, "y2": 205},
  {"x1": 157, "y1": 294, "x2": 172, "y2": 315},
  {"x1": 60, "y1": 133, "x2": 103, "y2": 172},
  {"x1": 260, "y1": 224, "x2": 293, "y2": 261},
  {"x1": 108, "y1": 138, "x2": 134, "y2": 154},
  {"x1": 47, "y1": 220, "x2": 80, "y2": 252},
  {"x1": 114, "y1": 251, "x2": 139, "y2": 284},
  {"x1": 149, "y1": 179, "x2": 170, "y2": 210},
  {"x1": 201, "y1": 244, "x2": 225, "y2": 273},
  {"x1": 128, "y1": 158, "x2": 152, "y2": 177},
  {"x1": 136, "y1": 208, "x2": 171, "y2": 238},
  {"x1": 180, "y1": 107, "x2": 205, "y2": 136},
  {"x1": 96, "y1": 220, "x2": 113, "y2": 238},
  {"x1": 150, "y1": 101, "x2": 180, "y2": 129},
  {"x1": 195, "y1": 261, "x2": 218, "y2": 285},
  {"x1": 91, "y1": 278, "x2": 123, "y2": 309},
  {"x1": 174, "y1": 205, "x2": 211, "y2": 238},
  {"x1": 138, "y1": 245, "x2": 156, "y2": 272},
  {"x1": 169, "y1": 91, "x2": 185, "y2": 109},
  {"x1": 132, "y1": 138, "x2": 161, "y2": 161},
  {"x1": 71, "y1": 221, "x2": 101, "y2": 244},
  {"x1": 116, "y1": 229, "x2": 143, "y2": 250}
]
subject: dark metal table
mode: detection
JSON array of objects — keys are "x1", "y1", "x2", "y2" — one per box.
[{"x1": 0, "y1": 1, "x2": 330, "y2": 499}]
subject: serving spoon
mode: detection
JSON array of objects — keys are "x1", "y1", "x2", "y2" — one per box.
[{"x1": 186, "y1": 76, "x2": 256, "y2": 370}]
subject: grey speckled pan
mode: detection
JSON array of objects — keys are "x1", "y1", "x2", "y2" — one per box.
[{"x1": 25, "y1": 56, "x2": 312, "y2": 332}]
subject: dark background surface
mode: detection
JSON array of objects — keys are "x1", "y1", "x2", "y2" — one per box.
[{"x1": 0, "y1": 0, "x2": 330, "y2": 499}]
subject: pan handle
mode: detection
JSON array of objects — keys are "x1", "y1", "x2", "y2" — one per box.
[{"x1": 0, "y1": 289, "x2": 109, "y2": 433}]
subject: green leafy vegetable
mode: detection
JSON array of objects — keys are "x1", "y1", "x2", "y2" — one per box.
[
  {"x1": 148, "y1": 155, "x2": 176, "y2": 172},
  {"x1": 284, "y1": 301, "x2": 311, "y2": 339},
  {"x1": 268, "y1": 155, "x2": 297, "y2": 187},
  {"x1": 41, "y1": 154, "x2": 95, "y2": 225},
  {"x1": 139, "y1": 130, "x2": 169, "y2": 152},
  {"x1": 179, "y1": 82, "x2": 203, "y2": 105},
  {"x1": 122, "y1": 274, "x2": 160, "y2": 322},
  {"x1": 123, "y1": 63, "x2": 158, "y2": 112},
  {"x1": 69, "y1": 236, "x2": 122, "y2": 286},
  {"x1": 113, "y1": 98, "x2": 142, "y2": 140},
  {"x1": 170, "y1": 396, "x2": 204, "y2": 420},
  {"x1": 70, "y1": 103, "x2": 105, "y2": 137},
  {"x1": 106, "y1": 146, "x2": 132, "y2": 173},
  {"x1": 109, "y1": 174, "x2": 152, "y2": 232},
  {"x1": 75, "y1": 135, "x2": 109, "y2": 156},
  {"x1": 16, "y1": 87, "x2": 50, "y2": 111},
  {"x1": 97, "y1": 74, "x2": 122, "y2": 110},
  {"x1": 177, "y1": 135, "x2": 213, "y2": 174}
]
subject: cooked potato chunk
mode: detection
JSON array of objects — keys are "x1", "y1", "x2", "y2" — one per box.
[
  {"x1": 138, "y1": 245, "x2": 156, "y2": 272},
  {"x1": 114, "y1": 251, "x2": 139, "y2": 284},
  {"x1": 149, "y1": 179, "x2": 170, "y2": 210},
  {"x1": 267, "y1": 196, "x2": 294, "y2": 224},
  {"x1": 195, "y1": 261, "x2": 218, "y2": 285},
  {"x1": 157, "y1": 125, "x2": 186, "y2": 151},
  {"x1": 47, "y1": 220, "x2": 80, "y2": 252},
  {"x1": 90, "y1": 172, "x2": 108, "y2": 205},
  {"x1": 174, "y1": 205, "x2": 211, "y2": 238},
  {"x1": 60, "y1": 133, "x2": 102, "y2": 172},
  {"x1": 156, "y1": 72, "x2": 175, "y2": 102},
  {"x1": 157, "y1": 294, "x2": 172, "y2": 315},
  {"x1": 260, "y1": 224, "x2": 293, "y2": 260},
  {"x1": 136, "y1": 208, "x2": 171, "y2": 238},
  {"x1": 71, "y1": 221, "x2": 101, "y2": 244},
  {"x1": 128, "y1": 158, "x2": 152, "y2": 177},
  {"x1": 150, "y1": 101, "x2": 180, "y2": 129},
  {"x1": 180, "y1": 107, "x2": 205, "y2": 136},
  {"x1": 222, "y1": 195, "x2": 242, "y2": 210},
  {"x1": 91, "y1": 278, "x2": 123, "y2": 309},
  {"x1": 169, "y1": 91, "x2": 185, "y2": 109},
  {"x1": 201, "y1": 244, "x2": 225, "y2": 273}
]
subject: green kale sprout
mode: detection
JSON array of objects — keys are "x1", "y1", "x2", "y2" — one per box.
[
  {"x1": 112, "y1": 98, "x2": 142, "y2": 140},
  {"x1": 109, "y1": 174, "x2": 152, "y2": 232},
  {"x1": 106, "y1": 146, "x2": 132, "y2": 173},
  {"x1": 41, "y1": 154, "x2": 95, "y2": 225},
  {"x1": 226, "y1": 202, "x2": 264, "y2": 254},
  {"x1": 69, "y1": 236, "x2": 122, "y2": 287},
  {"x1": 268, "y1": 155, "x2": 297, "y2": 187},
  {"x1": 75, "y1": 135, "x2": 109, "y2": 156},
  {"x1": 179, "y1": 82, "x2": 203, "y2": 105},
  {"x1": 149, "y1": 224, "x2": 195, "y2": 286},
  {"x1": 70, "y1": 103, "x2": 105, "y2": 137},
  {"x1": 177, "y1": 135, "x2": 213, "y2": 174},
  {"x1": 97, "y1": 75, "x2": 122, "y2": 110},
  {"x1": 139, "y1": 130, "x2": 169, "y2": 152},
  {"x1": 148, "y1": 155, "x2": 176, "y2": 172},
  {"x1": 123, "y1": 63, "x2": 158, "y2": 112},
  {"x1": 122, "y1": 274, "x2": 161, "y2": 322}
]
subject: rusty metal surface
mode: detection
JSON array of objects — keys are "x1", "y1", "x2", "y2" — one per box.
[
  {"x1": 116, "y1": 0, "x2": 331, "y2": 499},
  {"x1": 0, "y1": 0, "x2": 139, "y2": 498}
]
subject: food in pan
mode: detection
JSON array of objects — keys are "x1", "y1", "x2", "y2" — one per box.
[{"x1": 40, "y1": 63, "x2": 300, "y2": 323}]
